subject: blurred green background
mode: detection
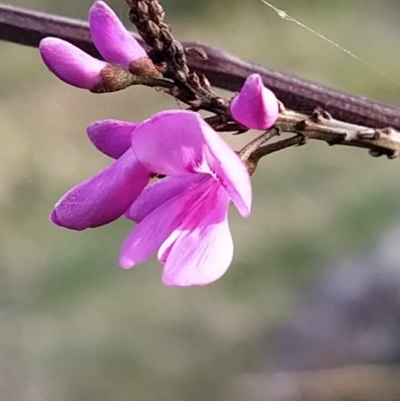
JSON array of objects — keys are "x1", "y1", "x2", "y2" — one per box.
[{"x1": 1, "y1": 1, "x2": 400, "y2": 400}]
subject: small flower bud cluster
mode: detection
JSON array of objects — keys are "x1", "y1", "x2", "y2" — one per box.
[{"x1": 39, "y1": 1, "x2": 159, "y2": 93}]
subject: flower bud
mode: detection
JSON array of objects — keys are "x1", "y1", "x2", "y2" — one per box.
[
  {"x1": 89, "y1": 1, "x2": 148, "y2": 69},
  {"x1": 39, "y1": 37, "x2": 106, "y2": 89},
  {"x1": 230, "y1": 74, "x2": 279, "y2": 130}
]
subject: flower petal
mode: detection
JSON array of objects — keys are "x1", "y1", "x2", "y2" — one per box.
[
  {"x1": 131, "y1": 110, "x2": 207, "y2": 176},
  {"x1": 157, "y1": 180, "x2": 218, "y2": 264},
  {"x1": 230, "y1": 73, "x2": 279, "y2": 130},
  {"x1": 89, "y1": 1, "x2": 147, "y2": 68},
  {"x1": 131, "y1": 110, "x2": 252, "y2": 216},
  {"x1": 162, "y1": 187, "x2": 233, "y2": 287},
  {"x1": 126, "y1": 175, "x2": 205, "y2": 223},
  {"x1": 87, "y1": 119, "x2": 137, "y2": 159},
  {"x1": 199, "y1": 120, "x2": 252, "y2": 217},
  {"x1": 158, "y1": 229, "x2": 180, "y2": 264},
  {"x1": 119, "y1": 180, "x2": 203, "y2": 268},
  {"x1": 39, "y1": 37, "x2": 106, "y2": 89},
  {"x1": 51, "y1": 149, "x2": 149, "y2": 230}
]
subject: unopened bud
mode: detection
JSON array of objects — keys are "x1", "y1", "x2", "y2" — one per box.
[
  {"x1": 89, "y1": 1, "x2": 149, "y2": 69},
  {"x1": 39, "y1": 37, "x2": 106, "y2": 89},
  {"x1": 230, "y1": 74, "x2": 279, "y2": 130}
]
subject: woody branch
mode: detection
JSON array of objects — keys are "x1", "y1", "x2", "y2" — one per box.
[{"x1": 1, "y1": 2, "x2": 400, "y2": 167}]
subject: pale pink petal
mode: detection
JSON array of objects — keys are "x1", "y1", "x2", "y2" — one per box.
[
  {"x1": 39, "y1": 37, "x2": 106, "y2": 89},
  {"x1": 126, "y1": 175, "x2": 205, "y2": 223},
  {"x1": 161, "y1": 187, "x2": 233, "y2": 287},
  {"x1": 89, "y1": 1, "x2": 147, "y2": 69},
  {"x1": 157, "y1": 180, "x2": 217, "y2": 263},
  {"x1": 87, "y1": 119, "x2": 137, "y2": 159},
  {"x1": 119, "y1": 182, "x2": 203, "y2": 268},
  {"x1": 51, "y1": 149, "x2": 149, "y2": 230},
  {"x1": 230, "y1": 73, "x2": 279, "y2": 130},
  {"x1": 131, "y1": 110, "x2": 208, "y2": 176},
  {"x1": 157, "y1": 230, "x2": 180, "y2": 264}
]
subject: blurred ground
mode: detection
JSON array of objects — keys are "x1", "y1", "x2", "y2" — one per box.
[{"x1": 1, "y1": 1, "x2": 400, "y2": 400}]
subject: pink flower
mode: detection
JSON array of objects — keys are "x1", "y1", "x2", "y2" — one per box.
[
  {"x1": 39, "y1": 1, "x2": 148, "y2": 89},
  {"x1": 230, "y1": 74, "x2": 279, "y2": 130},
  {"x1": 119, "y1": 110, "x2": 252, "y2": 287},
  {"x1": 51, "y1": 119, "x2": 149, "y2": 230},
  {"x1": 51, "y1": 111, "x2": 251, "y2": 286},
  {"x1": 50, "y1": 72, "x2": 277, "y2": 285}
]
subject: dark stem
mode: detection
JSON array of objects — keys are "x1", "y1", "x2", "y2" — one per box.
[
  {"x1": 2, "y1": 4, "x2": 400, "y2": 130},
  {"x1": 243, "y1": 135, "x2": 302, "y2": 175},
  {"x1": 251, "y1": 135, "x2": 303, "y2": 160},
  {"x1": 239, "y1": 128, "x2": 279, "y2": 161}
]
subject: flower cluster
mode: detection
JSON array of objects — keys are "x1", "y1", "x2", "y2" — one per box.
[
  {"x1": 39, "y1": 1, "x2": 159, "y2": 92},
  {"x1": 40, "y1": 1, "x2": 279, "y2": 286}
]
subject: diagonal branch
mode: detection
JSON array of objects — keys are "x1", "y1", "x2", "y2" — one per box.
[
  {"x1": 268, "y1": 108, "x2": 400, "y2": 159},
  {"x1": 2, "y1": 3, "x2": 400, "y2": 131},
  {"x1": 2, "y1": 3, "x2": 400, "y2": 161}
]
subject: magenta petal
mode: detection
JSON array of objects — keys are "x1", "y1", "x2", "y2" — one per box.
[
  {"x1": 199, "y1": 120, "x2": 252, "y2": 217},
  {"x1": 126, "y1": 175, "x2": 205, "y2": 223},
  {"x1": 162, "y1": 187, "x2": 233, "y2": 287},
  {"x1": 39, "y1": 37, "x2": 106, "y2": 89},
  {"x1": 131, "y1": 110, "x2": 251, "y2": 216},
  {"x1": 51, "y1": 149, "x2": 149, "y2": 230},
  {"x1": 89, "y1": 1, "x2": 147, "y2": 68},
  {"x1": 230, "y1": 74, "x2": 279, "y2": 130},
  {"x1": 119, "y1": 183, "x2": 200, "y2": 268},
  {"x1": 87, "y1": 119, "x2": 137, "y2": 159},
  {"x1": 131, "y1": 111, "x2": 208, "y2": 176}
]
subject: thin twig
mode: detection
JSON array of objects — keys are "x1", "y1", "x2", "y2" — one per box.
[
  {"x1": 251, "y1": 135, "x2": 303, "y2": 160},
  {"x1": 275, "y1": 108, "x2": 400, "y2": 158},
  {"x1": 239, "y1": 128, "x2": 280, "y2": 161},
  {"x1": 241, "y1": 109, "x2": 400, "y2": 174},
  {"x1": 245, "y1": 108, "x2": 400, "y2": 174}
]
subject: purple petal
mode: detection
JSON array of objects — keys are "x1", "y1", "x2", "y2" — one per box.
[
  {"x1": 51, "y1": 149, "x2": 149, "y2": 230},
  {"x1": 119, "y1": 181, "x2": 203, "y2": 268},
  {"x1": 131, "y1": 110, "x2": 252, "y2": 217},
  {"x1": 126, "y1": 175, "x2": 205, "y2": 223},
  {"x1": 87, "y1": 119, "x2": 137, "y2": 159},
  {"x1": 161, "y1": 186, "x2": 233, "y2": 287},
  {"x1": 89, "y1": 1, "x2": 147, "y2": 68},
  {"x1": 131, "y1": 110, "x2": 207, "y2": 177},
  {"x1": 199, "y1": 119, "x2": 252, "y2": 217},
  {"x1": 230, "y1": 74, "x2": 279, "y2": 130},
  {"x1": 39, "y1": 37, "x2": 106, "y2": 89}
]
